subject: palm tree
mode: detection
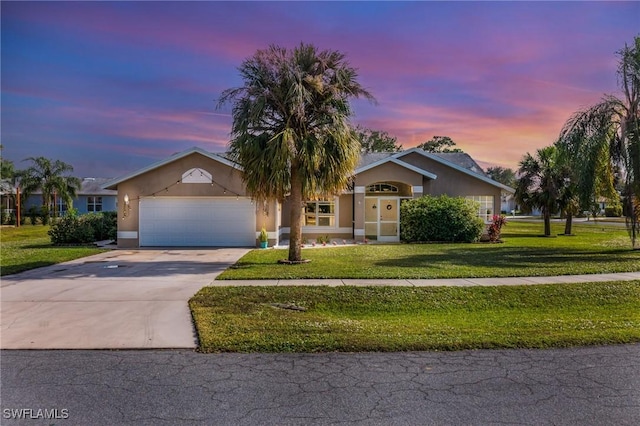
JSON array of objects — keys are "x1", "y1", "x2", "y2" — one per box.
[
  {"x1": 557, "y1": 36, "x2": 640, "y2": 248},
  {"x1": 17, "y1": 157, "x2": 81, "y2": 218},
  {"x1": 219, "y1": 43, "x2": 375, "y2": 262},
  {"x1": 515, "y1": 146, "x2": 567, "y2": 236}
]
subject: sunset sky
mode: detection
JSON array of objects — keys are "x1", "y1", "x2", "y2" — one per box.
[{"x1": 2, "y1": 1, "x2": 638, "y2": 178}]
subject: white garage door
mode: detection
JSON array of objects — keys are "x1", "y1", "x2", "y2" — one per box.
[{"x1": 139, "y1": 197, "x2": 256, "y2": 247}]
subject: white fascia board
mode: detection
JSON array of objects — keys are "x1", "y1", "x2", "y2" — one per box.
[
  {"x1": 102, "y1": 147, "x2": 241, "y2": 190},
  {"x1": 397, "y1": 148, "x2": 516, "y2": 193}
]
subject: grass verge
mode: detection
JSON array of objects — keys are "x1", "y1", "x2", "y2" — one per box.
[
  {"x1": 190, "y1": 281, "x2": 640, "y2": 353},
  {"x1": 218, "y1": 222, "x2": 639, "y2": 280},
  {"x1": 1, "y1": 225, "x2": 106, "y2": 276}
]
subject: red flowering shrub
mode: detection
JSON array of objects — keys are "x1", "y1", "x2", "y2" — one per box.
[{"x1": 488, "y1": 215, "x2": 508, "y2": 242}]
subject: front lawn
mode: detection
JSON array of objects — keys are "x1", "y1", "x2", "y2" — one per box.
[
  {"x1": 190, "y1": 282, "x2": 640, "y2": 352},
  {"x1": 218, "y1": 222, "x2": 639, "y2": 280},
  {"x1": 0, "y1": 225, "x2": 106, "y2": 276}
]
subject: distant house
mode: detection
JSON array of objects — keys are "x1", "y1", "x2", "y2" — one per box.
[
  {"x1": 104, "y1": 147, "x2": 515, "y2": 248},
  {"x1": 0, "y1": 180, "x2": 17, "y2": 221},
  {"x1": 24, "y1": 177, "x2": 117, "y2": 215}
]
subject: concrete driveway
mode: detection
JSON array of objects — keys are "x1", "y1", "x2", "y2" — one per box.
[{"x1": 0, "y1": 248, "x2": 249, "y2": 349}]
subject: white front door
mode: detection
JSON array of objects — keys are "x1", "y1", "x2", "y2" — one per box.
[{"x1": 364, "y1": 197, "x2": 400, "y2": 242}]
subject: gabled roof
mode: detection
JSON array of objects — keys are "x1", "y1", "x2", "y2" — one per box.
[
  {"x1": 355, "y1": 154, "x2": 438, "y2": 180},
  {"x1": 397, "y1": 148, "x2": 515, "y2": 193},
  {"x1": 431, "y1": 152, "x2": 486, "y2": 176},
  {"x1": 0, "y1": 180, "x2": 16, "y2": 195},
  {"x1": 102, "y1": 146, "x2": 514, "y2": 193},
  {"x1": 79, "y1": 178, "x2": 117, "y2": 195},
  {"x1": 102, "y1": 147, "x2": 240, "y2": 190},
  {"x1": 15, "y1": 178, "x2": 117, "y2": 196},
  {"x1": 355, "y1": 149, "x2": 514, "y2": 193}
]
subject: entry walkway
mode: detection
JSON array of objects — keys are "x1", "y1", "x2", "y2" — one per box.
[{"x1": 214, "y1": 271, "x2": 640, "y2": 287}]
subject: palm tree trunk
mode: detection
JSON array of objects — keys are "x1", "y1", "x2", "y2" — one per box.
[
  {"x1": 564, "y1": 212, "x2": 573, "y2": 235},
  {"x1": 288, "y1": 163, "x2": 303, "y2": 262},
  {"x1": 543, "y1": 209, "x2": 551, "y2": 236}
]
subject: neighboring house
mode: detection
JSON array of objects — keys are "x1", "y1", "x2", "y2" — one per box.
[
  {"x1": 104, "y1": 147, "x2": 515, "y2": 248},
  {"x1": 0, "y1": 180, "x2": 17, "y2": 219},
  {"x1": 501, "y1": 192, "x2": 517, "y2": 214},
  {"x1": 24, "y1": 177, "x2": 117, "y2": 215}
]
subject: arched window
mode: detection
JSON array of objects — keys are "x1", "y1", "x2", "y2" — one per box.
[{"x1": 366, "y1": 183, "x2": 399, "y2": 193}]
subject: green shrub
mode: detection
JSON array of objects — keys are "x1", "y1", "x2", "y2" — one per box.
[
  {"x1": 400, "y1": 195, "x2": 485, "y2": 243},
  {"x1": 101, "y1": 211, "x2": 118, "y2": 240},
  {"x1": 49, "y1": 214, "x2": 94, "y2": 244},
  {"x1": 40, "y1": 206, "x2": 50, "y2": 225},
  {"x1": 48, "y1": 210, "x2": 117, "y2": 244},
  {"x1": 604, "y1": 204, "x2": 622, "y2": 217},
  {"x1": 27, "y1": 206, "x2": 39, "y2": 225},
  {"x1": 0, "y1": 208, "x2": 10, "y2": 225}
]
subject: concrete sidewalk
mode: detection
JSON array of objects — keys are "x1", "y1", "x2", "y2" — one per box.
[{"x1": 214, "y1": 271, "x2": 640, "y2": 287}]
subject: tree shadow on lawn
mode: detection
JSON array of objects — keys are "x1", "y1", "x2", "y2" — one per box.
[{"x1": 374, "y1": 245, "x2": 637, "y2": 271}]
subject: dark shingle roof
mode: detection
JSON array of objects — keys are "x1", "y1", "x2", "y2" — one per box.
[
  {"x1": 431, "y1": 152, "x2": 486, "y2": 175},
  {"x1": 356, "y1": 152, "x2": 395, "y2": 168},
  {"x1": 357, "y1": 151, "x2": 486, "y2": 175},
  {"x1": 79, "y1": 178, "x2": 117, "y2": 195},
  {"x1": 29, "y1": 178, "x2": 117, "y2": 196}
]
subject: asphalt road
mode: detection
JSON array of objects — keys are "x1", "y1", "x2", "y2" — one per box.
[{"x1": 2, "y1": 344, "x2": 639, "y2": 425}]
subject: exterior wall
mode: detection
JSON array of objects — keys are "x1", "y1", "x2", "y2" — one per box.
[
  {"x1": 402, "y1": 152, "x2": 503, "y2": 218},
  {"x1": 75, "y1": 195, "x2": 117, "y2": 214},
  {"x1": 115, "y1": 152, "x2": 255, "y2": 248},
  {"x1": 354, "y1": 162, "x2": 423, "y2": 188},
  {"x1": 256, "y1": 200, "x2": 279, "y2": 247},
  {"x1": 23, "y1": 194, "x2": 117, "y2": 215},
  {"x1": 279, "y1": 193, "x2": 354, "y2": 242}
]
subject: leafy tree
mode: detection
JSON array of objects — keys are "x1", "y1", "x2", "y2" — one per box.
[
  {"x1": 1, "y1": 158, "x2": 14, "y2": 181},
  {"x1": 219, "y1": 43, "x2": 374, "y2": 262},
  {"x1": 486, "y1": 166, "x2": 516, "y2": 188},
  {"x1": 557, "y1": 36, "x2": 640, "y2": 248},
  {"x1": 417, "y1": 136, "x2": 463, "y2": 153},
  {"x1": 16, "y1": 157, "x2": 81, "y2": 219},
  {"x1": 515, "y1": 146, "x2": 568, "y2": 237},
  {"x1": 356, "y1": 126, "x2": 402, "y2": 153}
]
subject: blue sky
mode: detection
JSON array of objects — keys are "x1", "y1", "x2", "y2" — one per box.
[{"x1": 1, "y1": 1, "x2": 638, "y2": 178}]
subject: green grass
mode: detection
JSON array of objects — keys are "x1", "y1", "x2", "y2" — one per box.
[
  {"x1": 218, "y1": 222, "x2": 639, "y2": 280},
  {"x1": 190, "y1": 282, "x2": 640, "y2": 352},
  {"x1": 1, "y1": 225, "x2": 105, "y2": 276}
]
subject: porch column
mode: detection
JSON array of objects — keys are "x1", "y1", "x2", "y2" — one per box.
[{"x1": 353, "y1": 186, "x2": 366, "y2": 241}]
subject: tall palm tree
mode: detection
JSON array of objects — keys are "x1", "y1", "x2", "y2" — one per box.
[
  {"x1": 17, "y1": 157, "x2": 81, "y2": 218},
  {"x1": 557, "y1": 36, "x2": 640, "y2": 248},
  {"x1": 515, "y1": 146, "x2": 567, "y2": 237},
  {"x1": 219, "y1": 43, "x2": 375, "y2": 262}
]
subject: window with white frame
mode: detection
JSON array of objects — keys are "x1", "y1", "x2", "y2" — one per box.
[
  {"x1": 304, "y1": 200, "x2": 335, "y2": 227},
  {"x1": 466, "y1": 195, "x2": 494, "y2": 222},
  {"x1": 56, "y1": 198, "x2": 67, "y2": 215},
  {"x1": 87, "y1": 196, "x2": 103, "y2": 212}
]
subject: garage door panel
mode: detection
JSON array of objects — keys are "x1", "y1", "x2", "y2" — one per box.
[{"x1": 139, "y1": 197, "x2": 255, "y2": 247}]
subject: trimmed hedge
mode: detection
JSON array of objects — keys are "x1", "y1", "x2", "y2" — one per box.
[
  {"x1": 49, "y1": 210, "x2": 117, "y2": 244},
  {"x1": 400, "y1": 195, "x2": 485, "y2": 243}
]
